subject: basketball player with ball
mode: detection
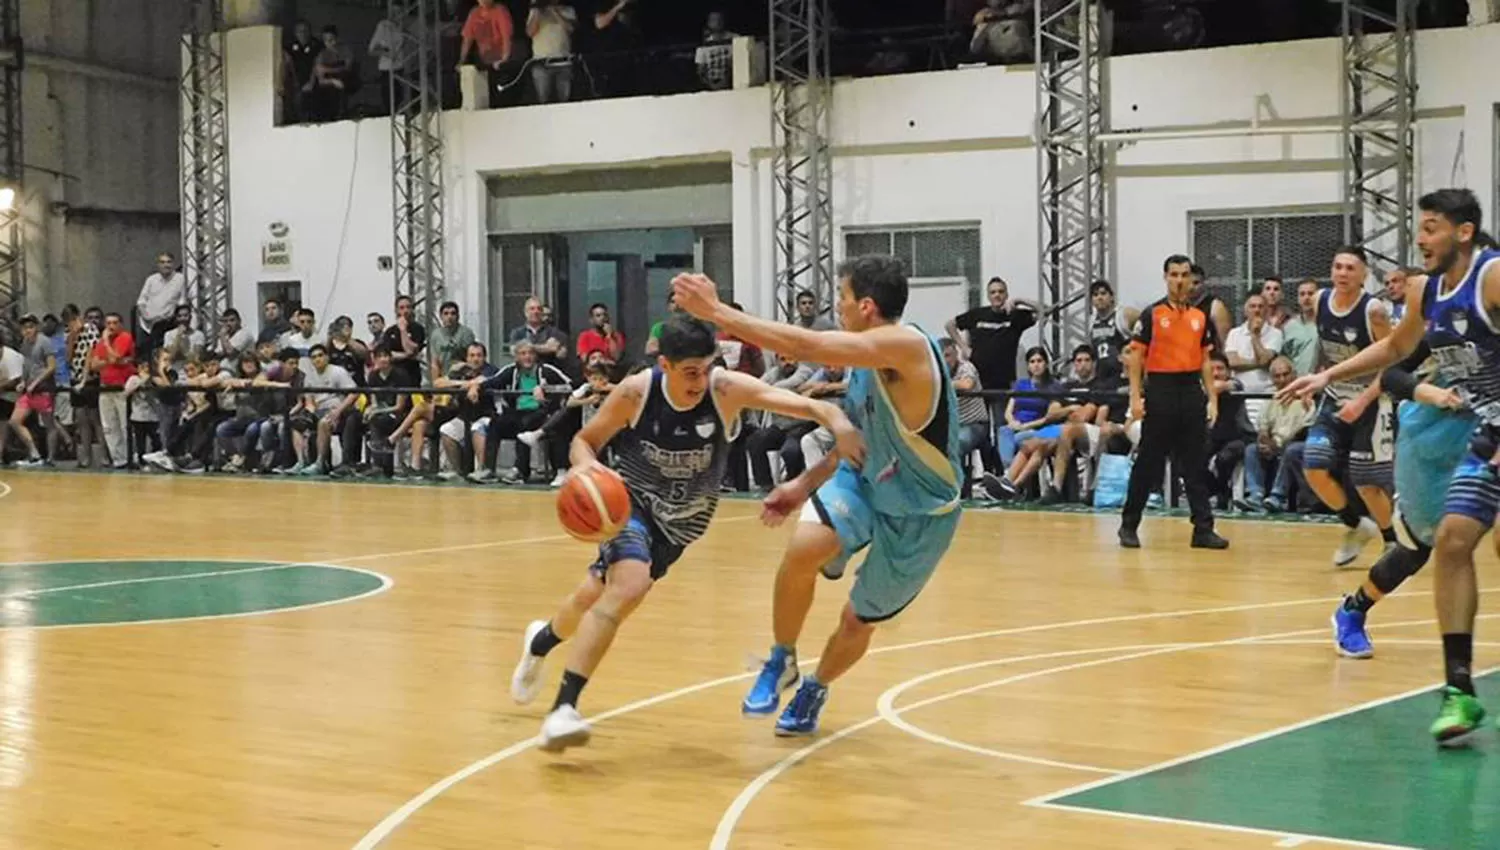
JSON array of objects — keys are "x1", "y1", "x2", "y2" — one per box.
[{"x1": 513, "y1": 314, "x2": 865, "y2": 752}]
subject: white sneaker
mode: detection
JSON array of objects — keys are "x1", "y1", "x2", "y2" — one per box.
[
  {"x1": 550, "y1": 471, "x2": 567, "y2": 488},
  {"x1": 1333, "y1": 517, "x2": 1380, "y2": 567},
  {"x1": 518, "y1": 430, "x2": 543, "y2": 449},
  {"x1": 539, "y1": 704, "x2": 591, "y2": 752},
  {"x1": 511, "y1": 620, "x2": 548, "y2": 705}
]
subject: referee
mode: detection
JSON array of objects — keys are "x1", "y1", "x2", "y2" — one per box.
[{"x1": 1119, "y1": 254, "x2": 1230, "y2": 550}]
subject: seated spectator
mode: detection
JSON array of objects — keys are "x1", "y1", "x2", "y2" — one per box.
[
  {"x1": 941, "y1": 337, "x2": 993, "y2": 482},
  {"x1": 337, "y1": 345, "x2": 418, "y2": 479},
  {"x1": 433, "y1": 342, "x2": 500, "y2": 480},
  {"x1": 746, "y1": 352, "x2": 815, "y2": 491},
  {"x1": 216, "y1": 354, "x2": 276, "y2": 473},
  {"x1": 1042, "y1": 346, "x2": 1109, "y2": 504},
  {"x1": 470, "y1": 341, "x2": 572, "y2": 484},
  {"x1": 210, "y1": 308, "x2": 257, "y2": 372},
  {"x1": 1238, "y1": 355, "x2": 1314, "y2": 512},
  {"x1": 326, "y1": 316, "x2": 369, "y2": 386},
  {"x1": 994, "y1": 345, "x2": 1056, "y2": 468},
  {"x1": 300, "y1": 344, "x2": 359, "y2": 475},
  {"x1": 279, "y1": 308, "x2": 324, "y2": 371},
  {"x1": 515, "y1": 360, "x2": 614, "y2": 478},
  {"x1": 1206, "y1": 353, "x2": 1254, "y2": 508},
  {"x1": 982, "y1": 346, "x2": 1068, "y2": 500}
]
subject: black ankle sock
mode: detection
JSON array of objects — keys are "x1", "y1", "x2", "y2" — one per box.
[
  {"x1": 530, "y1": 623, "x2": 563, "y2": 657},
  {"x1": 1337, "y1": 504, "x2": 1363, "y2": 529},
  {"x1": 1442, "y1": 633, "x2": 1475, "y2": 695},
  {"x1": 1380, "y1": 526, "x2": 1397, "y2": 544},
  {"x1": 553, "y1": 670, "x2": 589, "y2": 710},
  {"x1": 1345, "y1": 587, "x2": 1377, "y2": 614}
]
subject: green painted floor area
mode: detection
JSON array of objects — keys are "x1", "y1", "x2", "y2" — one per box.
[
  {"x1": 0, "y1": 560, "x2": 385, "y2": 627},
  {"x1": 1049, "y1": 675, "x2": 1500, "y2": 849}
]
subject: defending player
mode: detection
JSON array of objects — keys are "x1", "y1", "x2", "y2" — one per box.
[
  {"x1": 509, "y1": 314, "x2": 865, "y2": 752},
  {"x1": 1330, "y1": 363, "x2": 1466, "y2": 658},
  {"x1": 672, "y1": 256, "x2": 964, "y2": 737},
  {"x1": 1284, "y1": 188, "x2": 1500, "y2": 743},
  {"x1": 1303, "y1": 246, "x2": 1398, "y2": 567}
]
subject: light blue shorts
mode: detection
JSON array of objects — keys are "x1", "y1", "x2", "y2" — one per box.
[
  {"x1": 1393, "y1": 402, "x2": 1481, "y2": 545},
  {"x1": 806, "y1": 463, "x2": 960, "y2": 623}
]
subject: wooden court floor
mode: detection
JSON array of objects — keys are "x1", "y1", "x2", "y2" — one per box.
[{"x1": 2, "y1": 470, "x2": 1499, "y2": 850}]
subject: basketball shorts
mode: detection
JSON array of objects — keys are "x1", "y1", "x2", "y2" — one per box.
[
  {"x1": 804, "y1": 462, "x2": 961, "y2": 624},
  {"x1": 588, "y1": 512, "x2": 685, "y2": 582},
  {"x1": 1307, "y1": 398, "x2": 1391, "y2": 466},
  {"x1": 1393, "y1": 402, "x2": 1483, "y2": 545}
]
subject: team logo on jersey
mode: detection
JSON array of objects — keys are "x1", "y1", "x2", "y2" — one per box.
[
  {"x1": 1343, "y1": 327, "x2": 1358, "y2": 342},
  {"x1": 695, "y1": 417, "x2": 716, "y2": 438},
  {"x1": 1190, "y1": 318, "x2": 1201, "y2": 332},
  {"x1": 1451, "y1": 310, "x2": 1469, "y2": 336}
]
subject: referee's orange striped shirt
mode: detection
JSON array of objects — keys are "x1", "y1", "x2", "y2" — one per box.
[{"x1": 1130, "y1": 297, "x2": 1215, "y2": 373}]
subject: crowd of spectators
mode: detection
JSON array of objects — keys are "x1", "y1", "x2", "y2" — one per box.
[{"x1": 0, "y1": 248, "x2": 1416, "y2": 524}]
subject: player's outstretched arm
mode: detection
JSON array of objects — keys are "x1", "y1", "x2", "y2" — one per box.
[
  {"x1": 1279, "y1": 283, "x2": 1427, "y2": 402},
  {"x1": 714, "y1": 369, "x2": 866, "y2": 468},
  {"x1": 568, "y1": 370, "x2": 647, "y2": 473},
  {"x1": 671, "y1": 273, "x2": 930, "y2": 374}
]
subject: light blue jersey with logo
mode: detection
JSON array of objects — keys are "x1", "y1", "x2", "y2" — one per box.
[
  {"x1": 839, "y1": 325, "x2": 963, "y2": 518},
  {"x1": 810, "y1": 324, "x2": 963, "y2": 623}
]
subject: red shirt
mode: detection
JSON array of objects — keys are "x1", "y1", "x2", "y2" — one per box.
[
  {"x1": 462, "y1": 5, "x2": 514, "y2": 65},
  {"x1": 92, "y1": 331, "x2": 135, "y2": 387},
  {"x1": 577, "y1": 328, "x2": 625, "y2": 361}
]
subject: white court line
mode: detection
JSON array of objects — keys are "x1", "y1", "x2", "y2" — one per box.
[
  {"x1": 1, "y1": 562, "x2": 297, "y2": 599},
  {"x1": 0, "y1": 479, "x2": 11, "y2": 500},
  {"x1": 714, "y1": 615, "x2": 1500, "y2": 850},
  {"x1": 350, "y1": 591, "x2": 1391, "y2": 850}
]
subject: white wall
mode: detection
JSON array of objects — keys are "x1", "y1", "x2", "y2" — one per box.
[{"x1": 221, "y1": 22, "x2": 1500, "y2": 345}]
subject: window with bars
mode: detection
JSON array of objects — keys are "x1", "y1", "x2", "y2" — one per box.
[
  {"x1": 1190, "y1": 210, "x2": 1350, "y2": 318},
  {"x1": 844, "y1": 225, "x2": 984, "y2": 304}
]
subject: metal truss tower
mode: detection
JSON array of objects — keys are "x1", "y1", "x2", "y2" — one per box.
[
  {"x1": 389, "y1": 0, "x2": 446, "y2": 327},
  {"x1": 0, "y1": 0, "x2": 22, "y2": 327},
  {"x1": 768, "y1": 0, "x2": 833, "y2": 321},
  {"x1": 1035, "y1": 0, "x2": 1108, "y2": 359},
  {"x1": 1340, "y1": 0, "x2": 1417, "y2": 273},
  {"x1": 180, "y1": 0, "x2": 232, "y2": 329}
]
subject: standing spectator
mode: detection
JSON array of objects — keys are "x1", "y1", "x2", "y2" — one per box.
[
  {"x1": 123, "y1": 358, "x2": 161, "y2": 466},
  {"x1": 91, "y1": 313, "x2": 136, "y2": 469},
  {"x1": 528, "y1": 0, "x2": 577, "y2": 104},
  {"x1": 940, "y1": 337, "x2": 992, "y2": 481},
  {"x1": 304, "y1": 25, "x2": 356, "y2": 122},
  {"x1": 970, "y1": 0, "x2": 1031, "y2": 64},
  {"x1": 380, "y1": 296, "x2": 428, "y2": 385},
  {"x1": 1261, "y1": 276, "x2": 1291, "y2": 328},
  {"x1": 592, "y1": 0, "x2": 643, "y2": 96},
  {"x1": 695, "y1": 11, "x2": 737, "y2": 91},
  {"x1": 135, "y1": 252, "x2": 186, "y2": 356},
  {"x1": 210, "y1": 308, "x2": 256, "y2": 371},
  {"x1": 1189, "y1": 264, "x2": 1234, "y2": 346},
  {"x1": 285, "y1": 19, "x2": 322, "y2": 116},
  {"x1": 1085, "y1": 280, "x2": 1136, "y2": 379},
  {"x1": 575, "y1": 303, "x2": 625, "y2": 364},
  {"x1": 428, "y1": 301, "x2": 477, "y2": 379},
  {"x1": 279, "y1": 308, "x2": 324, "y2": 372},
  {"x1": 41, "y1": 314, "x2": 75, "y2": 458},
  {"x1": 643, "y1": 291, "x2": 680, "y2": 357},
  {"x1": 325, "y1": 316, "x2": 369, "y2": 386},
  {"x1": 161, "y1": 304, "x2": 206, "y2": 369},
  {"x1": 947, "y1": 276, "x2": 1037, "y2": 451},
  {"x1": 1223, "y1": 293, "x2": 1283, "y2": 426},
  {"x1": 65, "y1": 306, "x2": 105, "y2": 468},
  {"x1": 507, "y1": 296, "x2": 567, "y2": 370},
  {"x1": 458, "y1": 0, "x2": 515, "y2": 101},
  {"x1": 1280, "y1": 279, "x2": 1321, "y2": 376},
  {"x1": 0, "y1": 316, "x2": 57, "y2": 466},
  {"x1": 793, "y1": 288, "x2": 835, "y2": 331},
  {"x1": 259, "y1": 298, "x2": 292, "y2": 344},
  {"x1": 1118, "y1": 255, "x2": 1227, "y2": 550}
]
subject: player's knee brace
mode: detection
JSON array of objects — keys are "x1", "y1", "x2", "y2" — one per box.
[
  {"x1": 1302, "y1": 439, "x2": 1340, "y2": 473},
  {"x1": 1368, "y1": 532, "x2": 1431, "y2": 596},
  {"x1": 1348, "y1": 459, "x2": 1394, "y2": 490}
]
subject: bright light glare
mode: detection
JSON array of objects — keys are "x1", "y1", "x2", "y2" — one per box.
[{"x1": 0, "y1": 188, "x2": 15, "y2": 212}]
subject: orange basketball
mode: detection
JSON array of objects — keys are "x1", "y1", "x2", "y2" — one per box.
[{"x1": 556, "y1": 465, "x2": 632, "y2": 543}]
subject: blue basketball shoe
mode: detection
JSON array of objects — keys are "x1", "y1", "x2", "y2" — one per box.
[
  {"x1": 1332, "y1": 601, "x2": 1374, "y2": 659},
  {"x1": 775, "y1": 679, "x2": 828, "y2": 737},
  {"x1": 743, "y1": 646, "x2": 800, "y2": 716}
]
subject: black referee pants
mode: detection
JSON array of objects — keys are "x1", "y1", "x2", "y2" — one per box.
[{"x1": 1122, "y1": 376, "x2": 1215, "y2": 534}]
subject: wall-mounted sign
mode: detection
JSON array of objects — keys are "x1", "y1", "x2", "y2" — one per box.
[{"x1": 263, "y1": 221, "x2": 292, "y2": 270}]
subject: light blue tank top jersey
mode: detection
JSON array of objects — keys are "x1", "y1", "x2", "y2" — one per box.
[
  {"x1": 841, "y1": 324, "x2": 963, "y2": 517},
  {"x1": 1422, "y1": 247, "x2": 1500, "y2": 424}
]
